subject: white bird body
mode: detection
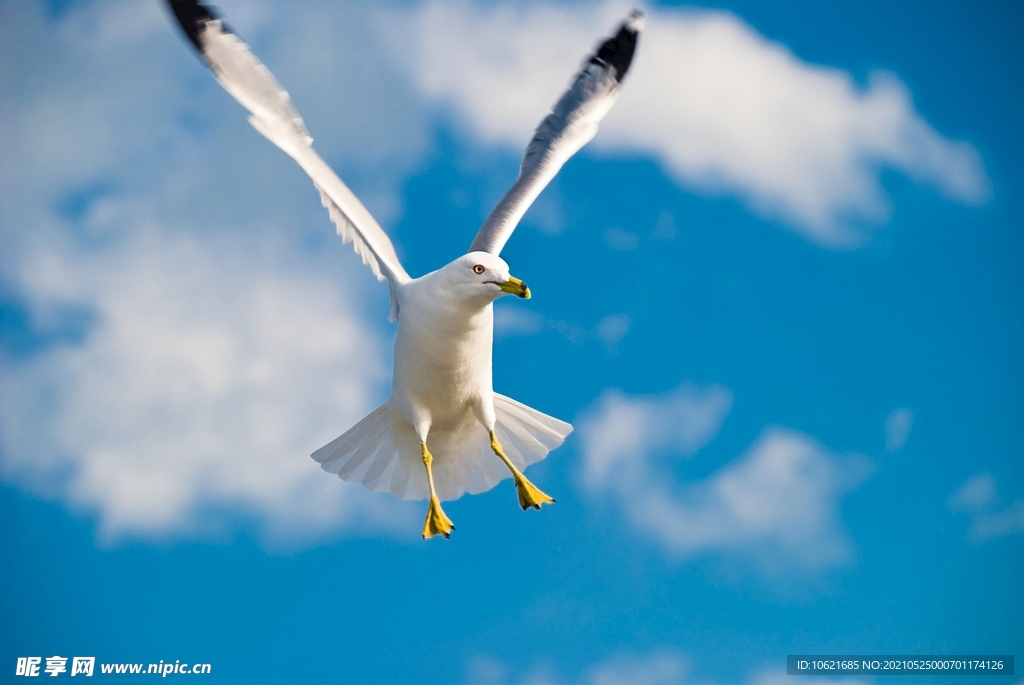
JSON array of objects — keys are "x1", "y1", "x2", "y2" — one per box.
[
  {"x1": 319, "y1": 253, "x2": 565, "y2": 504},
  {"x1": 390, "y1": 268, "x2": 497, "y2": 437},
  {"x1": 166, "y1": 0, "x2": 642, "y2": 533},
  {"x1": 390, "y1": 266, "x2": 500, "y2": 496}
]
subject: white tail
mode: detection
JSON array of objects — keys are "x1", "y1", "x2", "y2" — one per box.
[{"x1": 311, "y1": 394, "x2": 572, "y2": 501}]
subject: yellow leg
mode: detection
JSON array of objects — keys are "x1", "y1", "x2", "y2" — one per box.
[
  {"x1": 421, "y1": 442, "x2": 454, "y2": 539},
  {"x1": 489, "y1": 431, "x2": 555, "y2": 510}
]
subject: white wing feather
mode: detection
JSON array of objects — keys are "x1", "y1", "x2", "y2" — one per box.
[
  {"x1": 469, "y1": 11, "x2": 643, "y2": 256},
  {"x1": 175, "y1": 7, "x2": 410, "y2": 287}
]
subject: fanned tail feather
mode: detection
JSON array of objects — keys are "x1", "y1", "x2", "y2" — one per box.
[{"x1": 311, "y1": 394, "x2": 573, "y2": 501}]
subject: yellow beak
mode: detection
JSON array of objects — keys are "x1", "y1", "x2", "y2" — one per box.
[{"x1": 496, "y1": 275, "x2": 531, "y2": 299}]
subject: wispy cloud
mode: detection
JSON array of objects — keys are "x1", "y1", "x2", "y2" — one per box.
[
  {"x1": 884, "y1": 407, "x2": 914, "y2": 452},
  {"x1": 604, "y1": 227, "x2": 641, "y2": 251},
  {"x1": 586, "y1": 653, "x2": 687, "y2": 685},
  {"x1": 467, "y1": 651, "x2": 866, "y2": 685},
  {"x1": 595, "y1": 314, "x2": 631, "y2": 347},
  {"x1": 493, "y1": 304, "x2": 545, "y2": 338},
  {"x1": 402, "y1": 1, "x2": 989, "y2": 246},
  {"x1": 579, "y1": 384, "x2": 734, "y2": 490},
  {"x1": 577, "y1": 385, "x2": 871, "y2": 571},
  {"x1": 493, "y1": 304, "x2": 631, "y2": 350},
  {"x1": 467, "y1": 651, "x2": 688, "y2": 685},
  {"x1": 947, "y1": 473, "x2": 997, "y2": 512},
  {"x1": 752, "y1": 674, "x2": 866, "y2": 685},
  {"x1": 947, "y1": 473, "x2": 1024, "y2": 541}
]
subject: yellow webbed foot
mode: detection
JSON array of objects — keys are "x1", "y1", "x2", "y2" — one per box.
[
  {"x1": 420, "y1": 440, "x2": 454, "y2": 539},
  {"x1": 422, "y1": 496, "x2": 455, "y2": 539},
  {"x1": 489, "y1": 430, "x2": 555, "y2": 511},
  {"x1": 513, "y1": 474, "x2": 555, "y2": 511}
]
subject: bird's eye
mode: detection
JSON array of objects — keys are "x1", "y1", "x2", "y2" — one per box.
[{"x1": 472, "y1": 264, "x2": 485, "y2": 275}]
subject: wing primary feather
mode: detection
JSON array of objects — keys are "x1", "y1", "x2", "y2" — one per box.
[
  {"x1": 468, "y1": 10, "x2": 643, "y2": 256},
  {"x1": 164, "y1": 0, "x2": 410, "y2": 286},
  {"x1": 589, "y1": 10, "x2": 643, "y2": 82},
  {"x1": 166, "y1": 0, "x2": 220, "y2": 53}
]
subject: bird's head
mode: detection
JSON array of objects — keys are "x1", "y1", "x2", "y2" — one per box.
[{"x1": 443, "y1": 252, "x2": 531, "y2": 305}]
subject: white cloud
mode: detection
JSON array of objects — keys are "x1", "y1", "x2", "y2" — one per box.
[
  {"x1": 947, "y1": 473, "x2": 996, "y2": 512},
  {"x1": 595, "y1": 314, "x2": 631, "y2": 347},
  {"x1": 653, "y1": 211, "x2": 679, "y2": 239},
  {"x1": 470, "y1": 651, "x2": 687, "y2": 685},
  {"x1": 401, "y1": 1, "x2": 989, "y2": 246},
  {"x1": 0, "y1": 1, "x2": 424, "y2": 542},
  {"x1": 752, "y1": 674, "x2": 866, "y2": 685},
  {"x1": 579, "y1": 384, "x2": 733, "y2": 490},
  {"x1": 467, "y1": 656, "x2": 509, "y2": 685},
  {"x1": 970, "y1": 502, "x2": 1024, "y2": 540},
  {"x1": 0, "y1": 222, "x2": 415, "y2": 542},
  {"x1": 468, "y1": 652, "x2": 865, "y2": 685},
  {"x1": 577, "y1": 385, "x2": 870, "y2": 571},
  {"x1": 884, "y1": 407, "x2": 913, "y2": 452},
  {"x1": 494, "y1": 303, "x2": 545, "y2": 337},
  {"x1": 587, "y1": 653, "x2": 687, "y2": 685},
  {"x1": 492, "y1": 304, "x2": 629, "y2": 348},
  {"x1": 947, "y1": 473, "x2": 1024, "y2": 541},
  {"x1": 604, "y1": 227, "x2": 641, "y2": 251}
]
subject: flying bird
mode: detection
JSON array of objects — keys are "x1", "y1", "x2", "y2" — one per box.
[{"x1": 166, "y1": 0, "x2": 642, "y2": 538}]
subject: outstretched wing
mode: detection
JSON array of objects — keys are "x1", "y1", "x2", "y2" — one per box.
[
  {"x1": 468, "y1": 11, "x2": 643, "y2": 256},
  {"x1": 166, "y1": 0, "x2": 410, "y2": 287}
]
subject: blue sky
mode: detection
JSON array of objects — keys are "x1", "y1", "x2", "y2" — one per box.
[{"x1": 1, "y1": 0, "x2": 1022, "y2": 683}]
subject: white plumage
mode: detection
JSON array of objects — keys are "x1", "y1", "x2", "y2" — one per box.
[
  {"x1": 166, "y1": 0, "x2": 641, "y2": 533},
  {"x1": 314, "y1": 393, "x2": 570, "y2": 502}
]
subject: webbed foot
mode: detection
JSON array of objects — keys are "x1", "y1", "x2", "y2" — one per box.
[
  {"x1": 420, "y1": 441, "x2": 454, "y2": 539},
  {"x1": 422, "y1": 496, "x2": 455, "y2": 539},
  {"x1": 489, "y1": 430, "x2": 556, "y2": 511},
  {"x1": 513, "y1": 474, "x2": 555, "y2": 511}
]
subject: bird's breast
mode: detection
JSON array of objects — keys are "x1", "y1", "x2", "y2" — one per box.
[{"x1": 391, "y1": 297, "x2": 494, "y2": 421}]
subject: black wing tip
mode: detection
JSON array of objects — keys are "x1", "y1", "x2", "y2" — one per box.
[
  {"x1": 165, "y1": 0, "x2": 224, "y2": 53},
  {"x1": 624, "y1": 9, "x2": 646, "y2": 32},
  {"x1": 590, "y1": 9, "x2": 644, "y2": 83}
]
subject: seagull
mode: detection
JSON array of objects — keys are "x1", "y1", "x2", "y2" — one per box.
[{"x1": 166, "y1": 0, "x2": 642, "y2": 538}]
